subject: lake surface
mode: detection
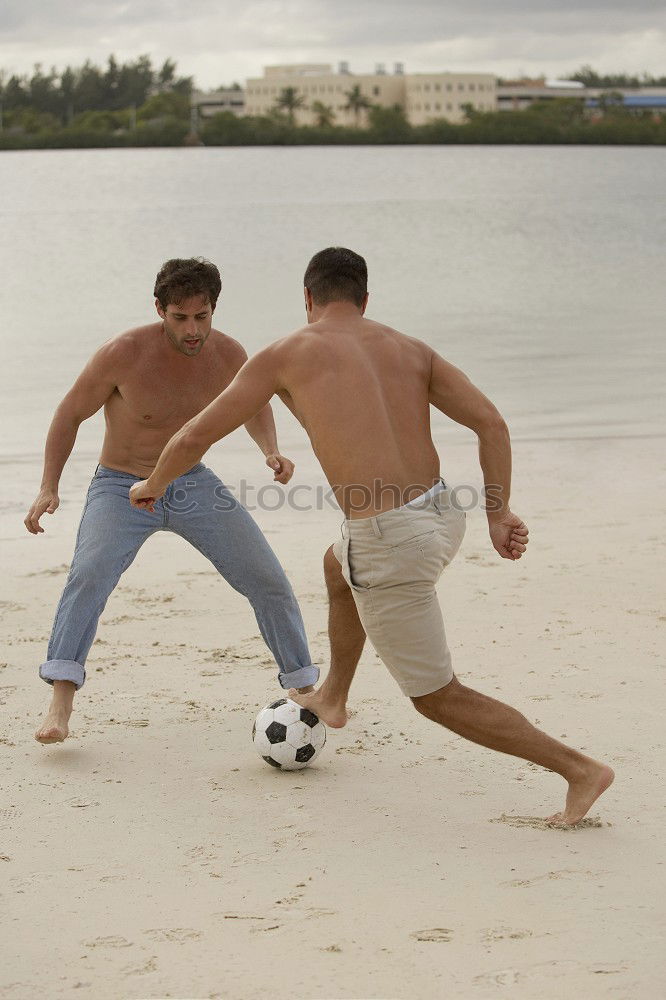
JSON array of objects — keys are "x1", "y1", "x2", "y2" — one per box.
[{"x1": 0, "y1": 144, "x2": 664, "y2": 470}]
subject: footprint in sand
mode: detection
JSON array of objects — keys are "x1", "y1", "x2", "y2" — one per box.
[
  {"x1": 474, "y1": 968, "x2": 520, "y2": 987},
  {"x1": 501, "y1": 867, "x2": 608, "y2": 888},
  {"x1": 104, "y1": 718, "x2": 149, "y2": 728},
  {"x1": 411, "y1": 928, "x2": 453, "y2": 943},
  {"x1": 123, "y1": 956, "x2": 157, "y2": 975},
  {"x1": 0, "y1": 601, "x2": 25, "y2": 612},
  {"x1": 143, "y1": 927, "x2": 201, "y2": 943},
  {"x1": 25, "y1": 564, "x2": 69, "y2": 577},
  {"x1": 482, "y1": 927, "x2": 534, "y2": 945},
  {"x1": 84, "y1": 935, "x2": 132, "y2": 948}
]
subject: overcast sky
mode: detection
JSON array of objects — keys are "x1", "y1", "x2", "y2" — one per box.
[{"x1": 1, "y1": 0, "x2": 665, "y2": 88}]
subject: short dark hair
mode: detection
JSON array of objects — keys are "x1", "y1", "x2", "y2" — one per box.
[
  {"x1": 304, "y1": 247, "x2": 368, "y2": 307},
  {"x1": 154, "y1": 258, "x2": 222, "y2": 310}
]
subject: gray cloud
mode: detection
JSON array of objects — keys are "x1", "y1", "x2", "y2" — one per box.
[{"x1": 1, "y1": 0, "x2": 665, "y2": 86}]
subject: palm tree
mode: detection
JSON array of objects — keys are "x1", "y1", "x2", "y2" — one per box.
[
  {"x1": 311, "y1": 100, "x2": 335, "y2": 128},
  {"x1": 275, "y1": 86, "x2": 305, "y2": 125},
  {"x1": 344, "y1": 84, "x2": 371, "y2": 126}
]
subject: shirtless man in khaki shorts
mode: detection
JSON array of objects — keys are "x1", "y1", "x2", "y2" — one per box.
[{"x1": 130, "y1": 247, "x2": 614, "y2": 826}]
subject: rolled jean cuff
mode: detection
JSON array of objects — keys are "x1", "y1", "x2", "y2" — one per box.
[
  {"x1": 39, "y1": 659, "x2": 86, "y2": 690},
  {"x1": 278, "y1": 663, "x2": 320, "y2": 690}
]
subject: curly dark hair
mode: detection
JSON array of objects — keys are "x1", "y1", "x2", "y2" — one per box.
[{"x1": 154, "y1": 258, "x2": 222, "y2": 310}]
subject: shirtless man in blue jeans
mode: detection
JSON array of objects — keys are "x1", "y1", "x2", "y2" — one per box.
[{"x1": 26, "y1": 257, "x2": 318, "y2": 744}]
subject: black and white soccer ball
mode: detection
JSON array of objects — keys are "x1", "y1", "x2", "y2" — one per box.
[{"x1": 252, "y1": 698, "x2": 326, "y2": 770}]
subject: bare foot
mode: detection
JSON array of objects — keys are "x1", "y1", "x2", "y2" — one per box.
[
  {"x1": 546, "y1": 761, "x2": 615, "y2": 826},
  {"x1": 35, "y1": 706, "x2": 71, "y2": 744},
  {"x1": 288, "y1": 687, "x2": 350, "y2": 729}
]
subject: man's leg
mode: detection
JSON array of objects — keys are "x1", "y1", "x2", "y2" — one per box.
[
  {"x1": 413, "y1": 678, "x2": 614, "y2": 825},
  {"x1": 290, "y1": 545, "x2": 365, "y2": 726},
  {"x1": 167, "y1": 469, "x2": 318, "y2": 691},
  {"x1": 36, "y1": 472, "x2": 157, "y2": 743}
]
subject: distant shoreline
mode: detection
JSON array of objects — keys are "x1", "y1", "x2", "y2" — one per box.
[
  {"x1": 2, "y1": 137, "x2": 666, "y2": 151},
  {"x1": 2, "y1": 110, "x2": 665, "y2": 151}
]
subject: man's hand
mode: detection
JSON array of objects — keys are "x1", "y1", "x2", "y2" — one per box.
[
  {"x1": 265, "y1": 453, "x2": 295, "y2": 485},
  {"x1": 129, "y1": 479, "x2": 166, "y2": 513},
  {"x1": 24, "y1": 489, "x2": 59, "y2": 534},
  {"x1": 488, "y1": 510, "x2": 529, "y2": 560}
]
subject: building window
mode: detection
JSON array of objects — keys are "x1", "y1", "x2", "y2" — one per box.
[
  {"x1": 446, "y1": 83, "x2": 452, "y2": 91},
  {"x1": 435, "y1": 103, "x2": 441, "y2": 110},
  {"x1": 373, "y1": 86, "x2": 379, "y2": 96},
  {"x1": 446, "y1": 103, "x2": 452, "y2": 111},
  {"x1": 458, "y1": 83, "x2": 464, "y2": 91},
  {"x1": 435, "y1": 83, "x2": 441, "y2": 91},
  {"x1": 470, "y1": 83, "x2": 475, "y2": 91}
]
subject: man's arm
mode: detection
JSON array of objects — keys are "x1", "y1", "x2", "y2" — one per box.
[
  {"x1": 24, "y1": 341, "x2": 122, "y2": 534},
  {"x1": 231, "y1": 343, "x2": 294, "y2": 485},
  {"x1": 132, "y1": 345, "x2": 283, "y2": 504},
  {"x1": 428, "y1": 350, "x2": 528, "y2": 560}
]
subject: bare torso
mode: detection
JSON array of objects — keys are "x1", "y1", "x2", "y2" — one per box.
[
  {"x1": 277, "y1": 316, "x2": 440, "y2": 517},
  {"x1": 101, "y1": 324, "x2": 244, "y2": 477}
]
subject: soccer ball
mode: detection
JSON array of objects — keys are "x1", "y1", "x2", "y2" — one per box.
[{"x1": 252, "y1": 698, "x2": 326, "y2": 770}]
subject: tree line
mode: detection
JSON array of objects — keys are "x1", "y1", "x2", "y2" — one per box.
[
  {"x1": 568, "y1": 66, "x2": 666, "y2": 88},
  {"x1": 200, "y1": 99, "x2": 666, "y2": 147},
  {"x1": 0, "y1": 56, "x2": 193, "y2": 146},
  {"x1": 1, "y1": 57, "x2": 665, "y2": 149}
]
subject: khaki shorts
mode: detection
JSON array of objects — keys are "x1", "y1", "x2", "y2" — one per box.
[{"x1": 332, "y1": 483, "x2": 466, "y2": 698}]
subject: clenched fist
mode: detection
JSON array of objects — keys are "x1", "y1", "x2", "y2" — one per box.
[{"x1": 488, "y1": 510, "x2": 529, "y2": 560}]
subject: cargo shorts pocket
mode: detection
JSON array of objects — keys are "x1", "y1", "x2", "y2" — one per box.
[
  {"x1": 389, "y1": 529, "x2": 436, "y2": 553},
  {"x1": 438, "y1": 506, "x2": 466, "y2": 567},
  {"x1": 341, "y1": 535, "x2": 373, "y2": 593}
]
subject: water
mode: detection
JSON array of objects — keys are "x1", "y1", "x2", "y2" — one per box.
[{"x1": 1, "y1": 145, "x2": 664, "y2": 471}]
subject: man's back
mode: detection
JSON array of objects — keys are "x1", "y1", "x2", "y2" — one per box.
[{"x1": 278, "y1": 312, "x2": 441, "y2": 516}]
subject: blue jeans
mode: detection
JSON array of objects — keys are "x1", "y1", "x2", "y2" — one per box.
[{"x1": 39, "y1": 464, "x2": 319, "y2": 691}]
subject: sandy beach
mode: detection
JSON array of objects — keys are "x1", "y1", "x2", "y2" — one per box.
[{"x1": 1, "y1": 430, "x2": 664, "y2": 999}]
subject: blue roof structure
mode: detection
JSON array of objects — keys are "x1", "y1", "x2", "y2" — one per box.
[{"x1": 586, "y1": 95, "x2": 666, "y2": 109}]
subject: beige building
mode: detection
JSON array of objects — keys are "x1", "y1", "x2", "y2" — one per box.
[
  {"x1": 245, "y1": 63, "x2": 405, "y2": 127},
  {"x1": 245, "y1": 63, "x2": 496, "y2": 126},
  {"x1": 405, "y1": 73, "x2": 497, "y2": 124}
]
